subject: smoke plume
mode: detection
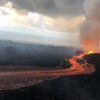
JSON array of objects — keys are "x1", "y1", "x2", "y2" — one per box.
[{"x1": 80, "y1": 0, "x2": 100, "y2": 52}]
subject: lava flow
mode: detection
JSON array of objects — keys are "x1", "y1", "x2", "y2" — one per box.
[
  {"x1": 0, "y1": 51, "x2": 96, "y2": 90},
  {"x1": 2, "y1": 51, "x2": 95, "y2": 78},
  {"x1": 37, "y1": 51, "x2": 96, "y2": 76},
  {"x1": 67, "y1": 51, "x2": 96, "y2": 75}
]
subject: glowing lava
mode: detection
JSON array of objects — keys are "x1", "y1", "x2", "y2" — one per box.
[
  {"x1": 0, "y1": 50, "x2": 96, "y2": 90},
  {"x1": 27, "y1": 50, "x2": 96, "y2": 77},
  {"x1": 87, "y1": 51, "x2": 94, "y2": 54},
  {"x1": 66, "y1": 50, "x2": 96, "y2": 75}
]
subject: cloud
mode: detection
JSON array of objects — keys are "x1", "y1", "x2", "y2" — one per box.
[
  {"x1": 10, "y1": 0, "x2": 85, "y2": 32},
  {"x1": 0, "y1": 0, "x2": 85, "y2": 34},
  {"x1": 54, "y1": 16, "x2": 85, "y2": 32},
  {"x1": 0, "y1": 0, "x2": 6, "y2": 4},
  {"x1": 0, "y1": 1, "x2": 85, "y2": 32},
  {"x1": 8, "y1": 0, "x2": 85, "y2": 16},
  {"x1": 0, "y1": 0, "x2": 86, "y2": 47}
]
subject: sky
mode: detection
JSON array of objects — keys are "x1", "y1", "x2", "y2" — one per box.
[{"x1": 0, "y1": 0, "x2": 85, "y2": 47}]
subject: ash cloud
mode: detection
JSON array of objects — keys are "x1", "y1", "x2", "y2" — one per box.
[{"x1": 80, "y1": 0, "x2": 100, "y2": 52}]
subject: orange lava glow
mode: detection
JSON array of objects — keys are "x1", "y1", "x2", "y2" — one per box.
[
  {"x1": 87, "y1": 51, "x2": 94, "y2": 54},
  {"x1": 27, "y1": 50, "x2": 95, "y2": 77},
  {"x1": 8, "y1": 51, "x2": 94, "y2": 78},
  {"x1": 67, "y1": 50, "x2": 95, "y2": 75},
  {"x1": 26, "y1": 50, "x2": 95, "y2": 77}
]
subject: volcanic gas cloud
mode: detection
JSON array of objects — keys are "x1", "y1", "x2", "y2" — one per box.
[{"x1": 80, "y1": 0, "x2": 100, "y2": 52}]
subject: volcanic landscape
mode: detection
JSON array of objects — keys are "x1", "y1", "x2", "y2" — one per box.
[{"x1": 0, "y1": 41, "x2": 99, "y2": 100}]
